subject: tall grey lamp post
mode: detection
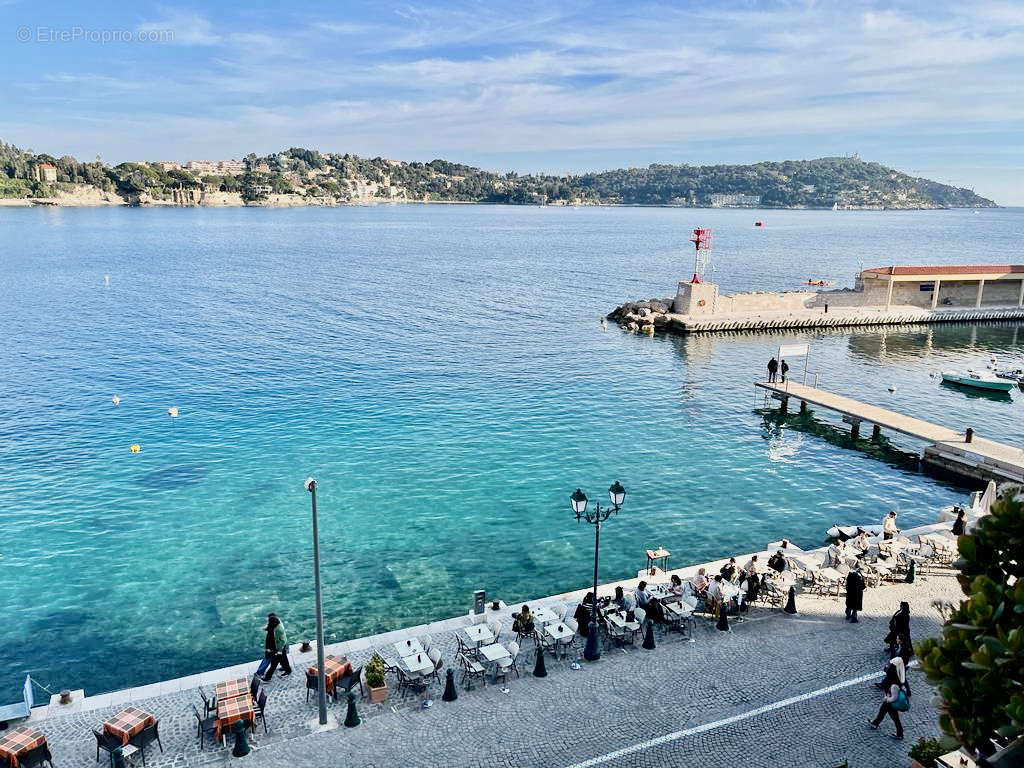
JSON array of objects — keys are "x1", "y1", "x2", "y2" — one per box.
[
  {"x1": 304, "y1": 477, "x2": 329, "y2": 726},
  {"x1": 570, "y1": 481, "x2": 626, "y2": 662}
]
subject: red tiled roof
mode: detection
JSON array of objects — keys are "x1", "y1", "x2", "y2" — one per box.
[{"x1": 863, "y1": 265, "x2": 1024, "y2": 276}]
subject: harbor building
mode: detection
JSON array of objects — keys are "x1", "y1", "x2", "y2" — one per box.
[{"x1": 857, "y1": 264, "x2": 1024, "y2": 310}]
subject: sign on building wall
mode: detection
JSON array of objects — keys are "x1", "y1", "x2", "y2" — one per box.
[{"x1": 919, "y1": 283, "x2": 935, "y2": 291}]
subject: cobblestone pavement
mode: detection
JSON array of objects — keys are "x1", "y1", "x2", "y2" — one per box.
[{"x1": 29, "y1": 565, "x2": 956, "y2": 768}]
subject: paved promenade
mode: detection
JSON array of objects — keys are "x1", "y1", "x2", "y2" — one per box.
[{"x1": 19, "y1": 529, "x2": 959, "y2": 768}]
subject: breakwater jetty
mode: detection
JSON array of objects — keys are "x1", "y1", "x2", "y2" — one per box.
[
  {"x1": 610, "y1": 264, "x2": 1024, "y2": 334},
  {"x1": 756, "y1": 380, "x2": 1024, "y2": 485}
]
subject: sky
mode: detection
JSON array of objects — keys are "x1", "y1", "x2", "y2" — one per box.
[{"x1": 1, "y1": 0, "x2": 1022, "y2": 203}]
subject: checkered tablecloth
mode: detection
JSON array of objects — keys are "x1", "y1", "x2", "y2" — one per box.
[
  {"x1": 215, "y1": 693, "x2": 254, "y2": 740},
  {"x1": 214, "y1": 677, "x2": 249, "y2": 703},
  {"x1": 308, "y1": 655, "x2": 350, "y2": 694},
  {"x1": 0, "y1": 727, "x2": 46, "y2": 768},
  {"x1": 103, "y1": 706, "x2": 156, "y2": 746}
]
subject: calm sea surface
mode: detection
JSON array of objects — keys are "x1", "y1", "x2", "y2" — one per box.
[{"x1": 1, "y1": 204, "x2": 1022, "y2": 697}]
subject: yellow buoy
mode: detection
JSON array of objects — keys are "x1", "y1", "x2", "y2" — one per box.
[{"x1": 130, "y1": 444, "x2": 141, "y2": 453}]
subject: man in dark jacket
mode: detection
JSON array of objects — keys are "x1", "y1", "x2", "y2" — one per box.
[
  {"x1": 780, "y1": 359, "x2": 790, "y2": 382},
  {"x1": 767, "y1": 357, "x2": 779, "y2": 383},
  {"x1": 845, "y1": 566, "x2": 865, "y2": 623}
]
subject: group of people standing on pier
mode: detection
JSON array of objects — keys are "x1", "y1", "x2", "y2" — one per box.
[{"x1": 766, "y1": 357, "x2": 789, "y2": 383}]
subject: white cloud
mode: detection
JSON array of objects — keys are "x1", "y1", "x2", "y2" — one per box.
[{"x1": 138, "y1": 9, "x2": 220, "y2": 45}]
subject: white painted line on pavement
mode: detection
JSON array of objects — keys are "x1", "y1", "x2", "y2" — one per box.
[{"x1": 564, "y1": 669, "x2": 881, "y2": 768}]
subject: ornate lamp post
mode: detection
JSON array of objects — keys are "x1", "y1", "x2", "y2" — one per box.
[
  {"x1": 304, "y1": 477, "x2": 329, "y2": 726},
  {"x1": 571, "y1": 481, "x2": 626, "y2": 661}
]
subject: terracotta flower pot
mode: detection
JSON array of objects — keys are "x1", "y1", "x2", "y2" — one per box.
[{"x1": 368, "y1": 683, "x2": 388, "y2": 703}]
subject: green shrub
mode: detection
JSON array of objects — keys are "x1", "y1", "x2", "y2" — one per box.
[
  {"x1": 364, "y1": 653, "x2": 386, "y2": 688},
  {"x1": 908, "y1": 737, "x2": 945, "y2": 765}
]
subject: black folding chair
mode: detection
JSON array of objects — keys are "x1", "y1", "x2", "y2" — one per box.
[
  {"x1": 192, "y1": 704, "x2": 217, "y2": 750},
  {"x1": 128, "y1": 721, "x2": 163, "y2": 766}
]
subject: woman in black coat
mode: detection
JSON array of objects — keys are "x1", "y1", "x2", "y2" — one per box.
[
  {"x1": 884, "y1": 602, "x2": 911, "y2": 651},
  {"x1": 845, "y1": 567, "x2": 865, "y2": 623}
]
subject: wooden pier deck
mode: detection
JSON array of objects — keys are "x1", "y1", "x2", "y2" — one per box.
[{"x1": 755, "y1": 380, "x2": 1024, "y2": 485}]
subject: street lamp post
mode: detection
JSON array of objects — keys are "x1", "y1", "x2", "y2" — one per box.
[
  {"x1": 571, "y1": 481, "x2": 626, "y2": 662},
  {"x1": 304, "y1": 477, "x2": 329, "y2": 726}
]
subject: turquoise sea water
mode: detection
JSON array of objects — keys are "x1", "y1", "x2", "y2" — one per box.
[{"x1": 1, "y1": 204, "x2": 1022, "y2": 697}]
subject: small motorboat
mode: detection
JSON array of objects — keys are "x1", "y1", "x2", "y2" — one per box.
[
  {"x1": 941, "y1": 369, "x2": 1015, "y2": 392},
  {"x1": 803, "y1": 279, "x2": 835, "y2": 287},
  {"x1": 993, "y1": 367, "x2": 1024, "y2": 385},
  {"x1": 826, "y1": 523, "x2": 883, "y2": 541}
]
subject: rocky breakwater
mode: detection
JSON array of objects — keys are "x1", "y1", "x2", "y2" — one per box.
[{"x1": 606, "y1": 297, "x2": 678, "y2": 335}]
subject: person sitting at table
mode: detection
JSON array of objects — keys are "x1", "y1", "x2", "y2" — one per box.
[
  {"x1": 768, "y1": 550, "x2": 786, "y2": 573},
  {"x1": 825, "y1": 541, "x2": 844, "y2": 567},
  {"x1": 706, "y1": 574, "x2": 725, "y2": 609},
  {"x1": 614, "y1": 585, "x2": 635, "y2": 613},
  {"x1": 720, "y1": 558, "x2": 738, "y2": 582},
  {"x1": 668, "y1": 574, "x2": 685, "y2": 600},
  {"x1": 691, "y1": 568, "x2": 710, "y2": 597},
  {"x1": 634, "y1": 580, "x2": 665, "y2": 623},
  {"x1": 512, "y1": 605, "x2": 535, "y2": 637},
  {"x1": 850, "y1": 531, "x2": 872, "y2": 557},
  {"x1": 951, "y1": 507, "x2": 966, "y2": 536}
]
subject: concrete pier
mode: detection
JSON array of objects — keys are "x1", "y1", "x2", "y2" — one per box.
[{"x1": 756, "y1": 380, "x2": 1024, "y2": 485}]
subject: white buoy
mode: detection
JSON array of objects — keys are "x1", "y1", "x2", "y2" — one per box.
[
  {"x1": 112, "y1": 395, "x2": 120, "y2": 406},
  {"x1": 167, "y1": 406, "x2": 179, "y2": 418},
  {"x1": 104, "y1": 274, "x2": 110, "y2": 286}
]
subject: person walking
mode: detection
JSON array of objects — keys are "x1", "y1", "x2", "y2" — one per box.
[
  {"x1": 884, "y1": 602, "x2": 911, "y2": 655},
  {"x1": 869, "y1": 657, "x2": 909, "y2": 740},
  {"x1": 780, "y1": 359, "x2": 789, "y2": 382},
  {"x1": 262, "y1": 613, "x2": 292, "y2": 681},
  {"x1": 845, "y1": 564, "x2": 865, "y2": 623},
  {"x1": 767, "y1": 357, "x2": 779, "y2": 383}
]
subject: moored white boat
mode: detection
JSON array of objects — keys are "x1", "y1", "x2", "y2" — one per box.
[
  {"x1": 993, "y1": 367, "x2": 1024, "y2": 384},
  {"x1": 826, "y1": 523, "x2": 883, "y2": 540},
  {"x1": 940, "y1": 369, "x2": 1014, "y2": 392}
]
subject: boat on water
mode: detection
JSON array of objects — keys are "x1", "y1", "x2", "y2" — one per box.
[
  {"x1": 940, "y1": 369, "x2": 1015, "y2": 392},
  {"x1": 826, "y1": 523, "x2": 883, "y2": 540},
  {"x1": 993, "y1": 367, "x2": 1024, "y2": 385}
]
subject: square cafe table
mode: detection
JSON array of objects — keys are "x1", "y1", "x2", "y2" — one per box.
[
  {"x1": 394, "y1": 639, "x2": 424, "y2": 658},
  {"x1": 400, "y1": 653, "x2": 434, "y2": 676},
  {"x1": 214, "y1": 677, "x2": 249, "y2": 703},
  {"x1": 478, "y1": 643, "x2": 511, "y2": 663},
  {"x1": 461, "y1": 625, "x2": 493, "y2": 648},
  {"x1": 0, "y1": 727, "x2": 47, "y2": 768},
  {"x1": 103, "y1": 706, "x2": 156, "y2": 746},
  {"x1": 215, "y1": 693, "x2": 255, "y2": 741},
  {"x1": 531, "y1": 607, "x2": 558, "y2": 626},
  {"x1": 309, "y1": 655, "x2": 351, "y2": 694}
]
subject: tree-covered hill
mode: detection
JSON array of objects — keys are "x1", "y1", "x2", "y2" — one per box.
[{"x1": 0, "y1": 140, "x2": 996, "y2": 208}]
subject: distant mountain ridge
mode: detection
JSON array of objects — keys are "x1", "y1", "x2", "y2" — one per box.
[{"x1": 0, "y1": 141, "x2": 996, "y2": 209}]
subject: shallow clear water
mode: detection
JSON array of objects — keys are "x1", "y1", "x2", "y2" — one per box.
[{"x1": 0, "y1": 204, "x2": 1022, "y2": 697}]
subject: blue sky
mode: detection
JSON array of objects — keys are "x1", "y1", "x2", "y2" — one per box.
[{"x1": 2, "y1": 0, "x2": 1022, "y2": 203}]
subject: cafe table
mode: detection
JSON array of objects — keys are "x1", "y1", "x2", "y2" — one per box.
[
  {"x1": 394, "y1": 639, "x2": 424, "y2": 658},
  {"x1": 214, "y1": 677, "x2": 249, "y2": 703},
  {"x1": 461, "y1": 625, "x2": 493, "y2": 649},
  {"x1": 0, "y1": 726, "x2": 47, "y2": 768},
  {"x1": 215, "y1": 693, "x2": 255, "y2": 741},
  {"x1": 400, "y1": 653, "x2": 434, "y2": 676},
  {"x1": 103, "y1": 706, "x2": 156, "y2": 746},
  {"x1": 478, "y1": 643, "x2": 510, "y2": 664},
  {"x1": 544, "y1": 622, "x2": 575, "y2": 658},
  {"x1": 531, "y1": 607, "x2": 558, "y2": 626},
  {"x1": 309, "y1": 655, "x2": 351, "y2": 695},
  {"x1": 937, "y1": 751, "x2": 977, "y2": 768}
]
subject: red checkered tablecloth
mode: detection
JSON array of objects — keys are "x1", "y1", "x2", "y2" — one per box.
[
  {"x1": 215, "y1": 693, "x2": 254, "y2": 740},
  {"x1": 0, "y1": 727, "x2": 46, "y2": 768},
  {"x1": 103, "y1": 706, "x2": 156, "y2": 746},
  {"x1": 214, "y1": 677, "x2": 249, "y2": 703},
  {"x1": 308, "y1": 655, "x2": 350, "y2": 695}
]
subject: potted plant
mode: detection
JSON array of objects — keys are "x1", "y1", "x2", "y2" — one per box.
[
  {"x1": 908, "y1": 737, "x2": 946, "y2": 768},
  {"x1": 365, "y1": 653, "x2": 388, "y2": 703}
]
